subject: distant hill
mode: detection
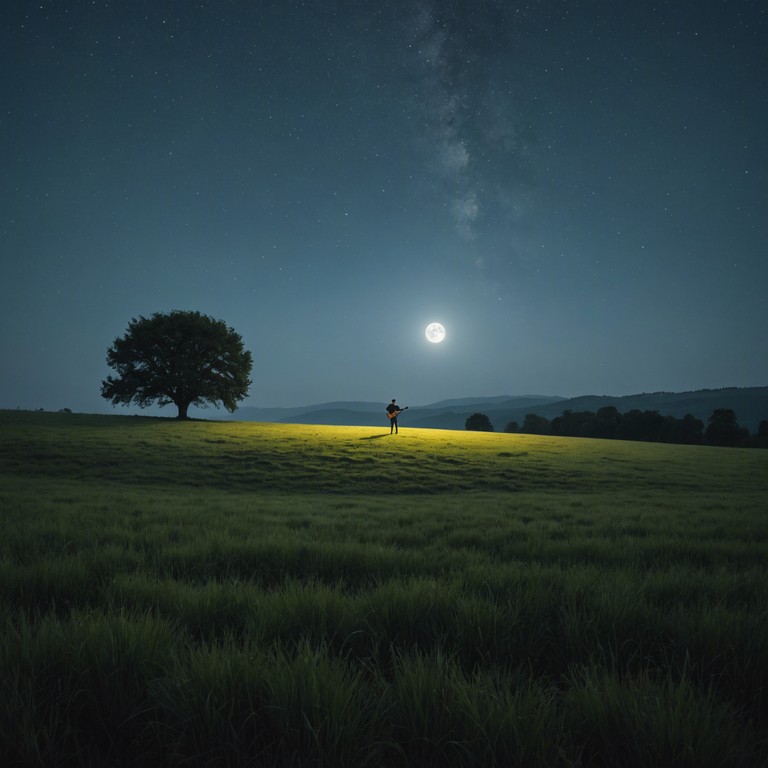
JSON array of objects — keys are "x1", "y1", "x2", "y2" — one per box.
[
  {"x1": 234, "y1": 401, "x2": 383, "y2": 423},
  {"x1": 231, "y1": 388, "x2": 768, "y2": 432},
  {"x1": 233, "y1": 396, "x2": 564, "y2": 429},
  {"x1": 406, "y1": 396, "x2": 566, "y2": 431}
]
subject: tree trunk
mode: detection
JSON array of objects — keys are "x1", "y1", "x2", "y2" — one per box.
[{"x1": 176, "y1": 401, "x2": 190, "y2": 420}]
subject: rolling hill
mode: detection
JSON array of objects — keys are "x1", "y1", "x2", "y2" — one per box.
[{"x1": 231, "y1": 387, "x2": 768, "y2": 432}]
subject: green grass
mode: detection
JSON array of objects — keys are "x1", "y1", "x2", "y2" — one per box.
[{"x1": 1, "y1": 410, "x2": 767, "y2": 766}]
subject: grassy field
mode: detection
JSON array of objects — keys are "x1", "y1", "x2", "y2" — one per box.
[{"x1": 1, "y1": 410, "x2": 767, "y2": 767}]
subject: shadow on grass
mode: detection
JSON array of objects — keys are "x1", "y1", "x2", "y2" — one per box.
[{"x1": 359, "y1": 433, "x2": 391, "y2": 440}]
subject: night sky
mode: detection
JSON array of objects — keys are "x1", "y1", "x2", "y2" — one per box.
[{"x1": 3, "y1": 1, "x2": 766, "y2": 416}]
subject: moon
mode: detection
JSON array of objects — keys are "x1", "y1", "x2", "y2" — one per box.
[{"x1": 425, "y1": 322, "x2": 446, "y2": 343}]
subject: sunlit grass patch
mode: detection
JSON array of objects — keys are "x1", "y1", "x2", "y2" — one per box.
[{"x1": 4, "y1": 409, "x2": 767, "y2": 497}]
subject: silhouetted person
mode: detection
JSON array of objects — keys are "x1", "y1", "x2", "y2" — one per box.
[{"x1": 386, "y1": 399, "x2": 406, "y2": 434}]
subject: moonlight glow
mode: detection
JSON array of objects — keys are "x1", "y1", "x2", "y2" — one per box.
[{"x1": 425, "y1": 322, "x2": 446, "y2": 343}]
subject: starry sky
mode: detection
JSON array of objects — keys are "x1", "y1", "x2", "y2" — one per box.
[{"x1": 2, "y1": 1, "x2": 766, "y2": 416}]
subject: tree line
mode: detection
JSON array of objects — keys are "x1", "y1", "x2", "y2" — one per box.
[{"x1": 465, "y1": 407, "x2": 768, "y2": 448}]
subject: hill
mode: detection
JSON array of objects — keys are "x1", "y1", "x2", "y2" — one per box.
[
  {"x1": 231, "y1": 387, "x2": 768, "y2": 432},
  {"x1": 2, "y1": 411, "x2": 767, "y2": 766}
]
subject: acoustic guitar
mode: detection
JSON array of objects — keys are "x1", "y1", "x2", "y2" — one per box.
[{"x1": 386, "y1": 406, "x2": 408, "y2": 420}]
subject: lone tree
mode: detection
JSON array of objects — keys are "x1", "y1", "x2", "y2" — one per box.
[
  {"x1": 465, "y1": 412, "x2": 494, "y2": 432},
  {"x1": 704, "y1": 408, "x2": 745, "y2": 447},
  {"x1": 101, "y1": 310, "x2": 253, "y2": 419}
]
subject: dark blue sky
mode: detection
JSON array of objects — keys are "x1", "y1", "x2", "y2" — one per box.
[{"x1": 2, "y1": 1, "x2": 766, "y2": 415}]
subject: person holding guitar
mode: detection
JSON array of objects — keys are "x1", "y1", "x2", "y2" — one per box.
[{"x1": 386, "y1": 399, "x2": 407, "y2": 434}]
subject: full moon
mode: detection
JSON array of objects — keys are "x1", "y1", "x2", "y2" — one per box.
[{"x1": 425, "y1": 322, "x2": 446, "y2": 343}]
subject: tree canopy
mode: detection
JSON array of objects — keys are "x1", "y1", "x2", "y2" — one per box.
[
  {"x1": 465, "y1": 412, "x2": 494, "y2": 432},
  {"x1": 705, "y1": 408, "x2": 747, "y2": 447},
  {"x1": 101, "y1": 310, "x2": 253, "y2": 419}
]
